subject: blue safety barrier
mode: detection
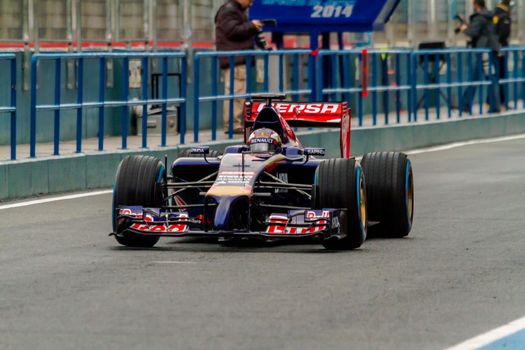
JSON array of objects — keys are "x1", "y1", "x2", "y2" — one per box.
[
  {"x1": 318, "y1": 49, "x2": 412, "y2": 126},
  {"x1": 0, "y1": 53, "x2": 17, "y2": 160},
  {"x1": 499, "y1": 47, "x2": 525, "y2": 111},
  {"x1": 411, "y1": 48, "x2": 496, "y2": 121},
  {"x1": 29, "y1": 52, "x2": 187, "y2": 158},
  {"x1": 8, "y1": 47, "x2": 525, "y2": 160},
  {"x1": 193, "y1": 49, "x2": 312, "y2": 142},
  {"x1": 317, "y1": 48, "x2": 525, "y2": 126}
]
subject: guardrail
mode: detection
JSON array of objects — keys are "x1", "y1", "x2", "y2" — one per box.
[
  {"x1": 411, "y1": 48, "x2": 495, "y2": 121},
  {"x1": 0, "y1": 53, "x2": 17, "y2": 160},
  {"x1": 318, "y1": 49, "x2": 412, "y2": 126},
  {"x1": 193, "y1": 49, "x2": 312, "y2": 142},
  {"x1": 318, "y1": 47, "x2": 525, "y2": 126},
  {"x1": 1, "y1": 47, "x2": 524, "y2": 161},
  {"x1": 499, "y1": 47, "x2": 525, "y2": 111},
  {"x1": 30, "y1": 51, "x2": 187, "y2": 158}
]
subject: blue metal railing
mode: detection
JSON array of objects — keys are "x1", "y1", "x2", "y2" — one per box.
[
  {"x1": 317, "y1": 48, "x2": 525, "y2": 126},
  {"x1": 318, "y1": 49, "x2": 412, "y2": 126},
  {"x1": 193, "y1": 49, "x2": 312, "y2": 142},
  {"x1": 0, "y1": 53, "x2": 17, "y2": 160},
  {"x1": 30, "y1": 52, "x2": 187, "y2": 158},
  {"x1": 411, "y1": 48, "x2": 495, "y2": 121},
  {"x1": 499, "y1": 47, "x2": 525, "y2": 111},
  {"x1": 2, "y1": 47, "x2": 524, "y2": 161}
]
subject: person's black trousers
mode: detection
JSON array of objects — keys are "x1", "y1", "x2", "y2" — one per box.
[
  {"x1": 462, "y1": 54, "x2": 501, "y2": 113},
  {"x1": 498, "y1": 53, "x2": 507, "y2": 108}
]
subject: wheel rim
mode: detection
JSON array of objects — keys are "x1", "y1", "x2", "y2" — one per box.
[
  {"x1": 360, "y1": 173, "x2": 367, "y2": 227},
  {"x1": 111, "y1": 164, "x2": 121, "y2": 233},
  {"x1": 356, "y1": 166, "x2": 367, "y2": 238},
  {"x1": 405, "y1": 161, "x2": 414, "y2": 222}
]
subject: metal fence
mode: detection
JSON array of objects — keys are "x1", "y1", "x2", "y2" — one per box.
[
  {"x1": 0, "y1": 54, "x2": 17, "y2": 160},
  {"x1": 193, "y1": 49, "x2": 312, "y2": 142},
  {"x1": 318, "y1": 49, "x2": 412, "y2": 126},
  {"x1": 2, "y1": 47, "x2": 525, "y2": 160},
  {"x1": 500, "y1": 47, "x2": 525, "y2": 111},
  {"x1": 317, "y1": 47, "x2": 525, "y2": 126},
  {"x1": 30, "y1": 51, "x2": 187, "y2": 158},
  {"x1": 410, "y1": 48, "x2": 525, "y2": 120},
  {"x1": 411, "y1": 48, "x2": 494, "y2": 121}
]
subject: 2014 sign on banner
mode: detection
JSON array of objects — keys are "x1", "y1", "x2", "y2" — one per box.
[
  {"x1": 311, "y1": 4, "x2": 354, "y2": 18},
  {"x1": 256, "y1": 0, "x2": 357, "y2": 20},
  {"x1": 251, "y1": 0, "x2": 398, "y2": 32}
]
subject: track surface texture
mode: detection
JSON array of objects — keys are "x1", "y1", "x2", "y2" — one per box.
[{"x1": 2, "y1": 138, "x2": 525, "y2": 350}]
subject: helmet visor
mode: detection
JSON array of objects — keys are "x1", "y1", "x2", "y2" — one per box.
[{"x1": 250, "y1": 142, "x2": 276, "y2": 154}]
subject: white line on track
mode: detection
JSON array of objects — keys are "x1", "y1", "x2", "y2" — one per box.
[
  {"x1": 0, "y1": 190, "x2": 112, "y2": 210},
  {"x1": 151, "y1": 261, "x2": 198, "y2": 264},
  {"x1": 445, "y1": 316, "x2": 525, "y2": 350},
  {"x1": 1, "y1": 133, "x2": 525, "y2": 211},
  {"x1": 405, "y1": 133, "x2": 525, "y2": 155}
]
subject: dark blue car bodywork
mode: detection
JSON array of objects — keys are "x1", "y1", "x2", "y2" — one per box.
[{"x1": 114, "y1": 99, "x2": 352, "y2": 241}]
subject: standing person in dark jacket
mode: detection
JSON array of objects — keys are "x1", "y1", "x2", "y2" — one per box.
[
  {"x1": 494, "y1": 0, "x2": 512, "y2": 107},
  {"x1": 215, "y1": 0, "x2": 262, "y2": 134},
  {"x1": 460, "y1": 0, "x2": 501, "y2": 113}
]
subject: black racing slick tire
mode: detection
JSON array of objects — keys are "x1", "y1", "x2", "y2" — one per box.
[
  {"x1": 361, "y1": 152, "x2": 414, "y2": 238},
  {"x1": 315, "y1": 158, "x2": 367, "y2": 250},
  {"x1": 112, "y1": 155, "x2": 166, "y2": 247}
]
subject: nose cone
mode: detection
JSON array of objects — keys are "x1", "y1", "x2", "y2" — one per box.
[{"x1": 208, "y1": 192, "x2": 250, "y2": 231}]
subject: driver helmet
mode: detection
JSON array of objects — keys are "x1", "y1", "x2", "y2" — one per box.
[{"x1": 247, "y1": 128, "x2": 282, "y2": 154}]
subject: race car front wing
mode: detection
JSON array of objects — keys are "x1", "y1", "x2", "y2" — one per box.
[{"x1": 113, "y1": 206, "x2": 345, "y2": 240}]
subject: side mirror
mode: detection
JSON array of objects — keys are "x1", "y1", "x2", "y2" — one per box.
[
  {"x1": 190, "y1": 146, "x2": 210, "y2": 155},
  {"x1": 304, "y1": 148, "x2": 326, "y2": 157}
]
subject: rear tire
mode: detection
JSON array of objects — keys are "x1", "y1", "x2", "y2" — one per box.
[
  {"x1": 361, "y1": 152, "x2": 414, "y2": 238},
  {"x1": 315, "y1": 158, "x2": 367, "y2": 250},
  {"x1": 112, "y1": 155, "x2": 165, "y2": 247}
]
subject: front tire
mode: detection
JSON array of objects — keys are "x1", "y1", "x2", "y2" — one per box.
[
  {"x1": 315, "y1": 158, "x2": 367, "y2": 250},
  {"x1": 112, "y1": 155, "x2": 166, "y2": 247},
  {"x1": 361, "y1": 152, "x2": 414, "y2": 238}
]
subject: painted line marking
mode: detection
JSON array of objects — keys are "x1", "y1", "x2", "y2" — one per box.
[
  {"x1": 1, "y1": 133, "x2": 525, "y2": 210},
  {"x1": 405, "y1": 134, "x2": 525, "y2": 156},
  {"x1": 0, "y1": 190, "x2": 112, "y2": 210},
  {"x1": 446, "y1": 316, "x2": 525, "y2": 350},
  {"x1": 151, "y1": 261, "x2": 198, "y2": 264}
]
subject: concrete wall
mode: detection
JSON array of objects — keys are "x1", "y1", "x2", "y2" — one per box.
[{"x1": 1, "y1": 110, "x2": 525, "y2": 201}]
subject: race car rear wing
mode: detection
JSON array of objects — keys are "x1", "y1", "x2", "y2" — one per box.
[
  {"x1": 245, "y1": 101, "x2": 350, "y2": 127},
  {"x1": 243, "y1": 96, "x2": 352, "y2": 158}
]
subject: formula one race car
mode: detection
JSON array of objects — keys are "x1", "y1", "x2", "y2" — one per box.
[{"x1": 111, "y1": 94, "x2": 414, "y2": 250}]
